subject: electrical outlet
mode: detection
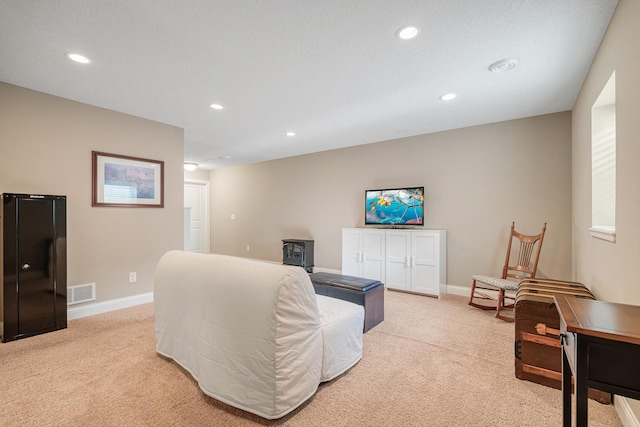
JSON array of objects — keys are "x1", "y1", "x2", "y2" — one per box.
[
  {"x1": 246, "y1": 244, "x2": 251, "y2": 252},
  {"x1": 129, "y1": 272, "x2": 137, "y2": 283}
]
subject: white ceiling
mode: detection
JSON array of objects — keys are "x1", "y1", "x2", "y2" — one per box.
[{"x1": 0, "y1": 1, "x2": 618, "y2": 170}]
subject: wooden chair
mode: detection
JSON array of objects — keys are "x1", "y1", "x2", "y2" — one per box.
[{"x1": 469, "y1": 222, "x2": 547, "y2": 322}]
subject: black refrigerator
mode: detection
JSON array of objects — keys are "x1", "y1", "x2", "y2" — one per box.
[{"x1": 1, "y1": 193, "x2": 67, "y2": 342}]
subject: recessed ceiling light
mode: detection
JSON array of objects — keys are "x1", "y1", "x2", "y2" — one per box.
[
  {"x1": 396, "y1": 26, "x2": 419, "y2": 40},
  {"x1": 489, "y1": 58, "x2": 519, "y2": 73},
  {"x1": 439, "y1": 93, "x2": 457, "y2": 101},
  {"x1": 183, "y1": 162, "x2": 198, "y2": 171},
  {"x1": 285, "y1": 132, "x2": 296, "y2": 137},
  {"x1": 65, "y1": 52, "x2": 90, "y2": 64},
  {"x1": 219, "y1": 155, "x2": 232, "y2": 160},
  {"x1": 210, "y1": 104, "x2": 224, "y2": 110}
]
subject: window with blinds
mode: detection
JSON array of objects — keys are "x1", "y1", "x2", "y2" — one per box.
[{"x1": 590, "y1": 71, "x2": 616, "y2": 243}]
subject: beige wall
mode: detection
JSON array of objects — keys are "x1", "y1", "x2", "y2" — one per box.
[
  {"x1": 572, "y1": 0, "x2": 640, "y2": 304},
  {"x1": 572, "y1": 0, "x2": 640, "y2": 419},
  {"x1": 0, "y1": 82, "x2": 184, "y2": 303},
  {"x1": 209, "y1": 112, "x2": 573, "y2": 287}
]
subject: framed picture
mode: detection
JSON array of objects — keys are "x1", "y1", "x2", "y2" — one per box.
[{"x1": 92, "y1": 151, "x2": 164, "y2": 207}]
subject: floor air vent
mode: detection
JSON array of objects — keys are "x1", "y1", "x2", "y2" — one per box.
[{"x1": 67, "y1": 283, "x2": 96, "y2": 305}]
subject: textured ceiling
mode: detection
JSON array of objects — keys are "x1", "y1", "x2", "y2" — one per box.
[{"x1": 0, "y1": 1, "x2": 618, "y2": 170}]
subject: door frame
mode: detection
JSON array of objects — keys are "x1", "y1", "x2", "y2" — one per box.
[{"x1": 184, "y1": 178, "x2": 210, "y2": 253}]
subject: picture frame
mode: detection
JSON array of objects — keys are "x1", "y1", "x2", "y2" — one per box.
[{"x1": 92, "y1": 151, "x2": 164, "y2": 207}]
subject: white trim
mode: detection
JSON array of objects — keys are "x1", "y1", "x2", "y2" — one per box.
[
  {"x1": 184, "y1": 178, "x2": 209, "y2": 185},
  {"x1": 254, "y1": 260, "x2": 342, "y2": 275},
  {"x1": 67, "y1": 292, "x2": 153, "y2": 320},
  {"x1": 616, "y1": 396, "x2": 640, "y2": 427},
  {"x1": 445, "y1": 284, "x2": 469, "y2": 297},
  {"x1": 314, "y1": 267, "x2": 342, "y2": 274},
  {"x1": 590, "y1": 226, "x2": 616, "y2": 242}
]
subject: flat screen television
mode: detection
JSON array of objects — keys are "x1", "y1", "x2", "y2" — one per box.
[{"x1": 365, "y1": 187, "x2": 424, "y2": 226}]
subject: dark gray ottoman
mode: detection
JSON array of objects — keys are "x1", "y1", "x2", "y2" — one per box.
[{"x1": 309, "y1": 272, "x2": 384, "y2": 332}]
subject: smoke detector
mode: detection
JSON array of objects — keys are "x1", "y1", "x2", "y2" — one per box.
[{"x1": 489, "y1": 58, "x2": 519, "y2": 73}]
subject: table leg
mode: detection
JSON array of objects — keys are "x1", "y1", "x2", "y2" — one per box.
[
  {"x1": 576, "y1": 340, "x2": 589, "y2": 427},
  {"x1": 562, "y1": 347, "x2": 572, "y2": 427}
]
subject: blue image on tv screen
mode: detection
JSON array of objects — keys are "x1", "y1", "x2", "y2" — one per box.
[{"x1": 365, "y1": 187, "x2": 424, "y2": 225}]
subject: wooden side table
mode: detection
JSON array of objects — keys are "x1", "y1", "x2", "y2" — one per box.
[{"x1": 554, "y1": 295, "x2": 640, "y2": 426}]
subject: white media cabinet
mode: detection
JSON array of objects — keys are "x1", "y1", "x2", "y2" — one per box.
[{"x1": 341, "y1": 228, "x2": 447, "y2": 297}]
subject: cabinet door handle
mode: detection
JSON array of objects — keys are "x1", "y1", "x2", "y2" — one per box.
[
  {"x1": 363, "y1": 253, "x2": 367, "y2": 262},
  {"x1": 21, "y1": 263, "x2": 31, "y2": 270}
]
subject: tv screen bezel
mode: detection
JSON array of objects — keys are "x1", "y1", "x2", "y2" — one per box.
[{"x1": 364, "y1": 187, "x2": 424, "y2": 227}]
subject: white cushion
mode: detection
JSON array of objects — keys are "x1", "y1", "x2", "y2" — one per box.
[
  {"x1": 316, "y1": 294, "x2": 364, "y2": 381},
  {"x1": 472, "y1": 274, "x2": 520, "y2": 291}
]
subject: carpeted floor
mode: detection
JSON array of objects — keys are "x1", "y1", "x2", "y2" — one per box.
[{"x1": 0, "y1": 290, "x2": 622, "y2": 426}]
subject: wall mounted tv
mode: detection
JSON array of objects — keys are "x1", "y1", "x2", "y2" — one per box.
[{"x1": 365, "y1": 187, "x2": 424, "y2": 226}]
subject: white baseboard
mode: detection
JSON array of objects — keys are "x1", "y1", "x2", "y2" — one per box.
[
  {"x1": 67, "y1": 292, "x2": 153, "y2": 320},
  {"x1": 312, "y1": 267, "x2": 342, "y2": 274},
  {"x1": 616, "y1": 396, "x2": 640, "y2": 427},
  {"x1": 63, "y1": 282, "x2": 465, "y2": 321},
  {"x1": 445, "y1": 284, "x2": 470, "y2": 297},
  {"x1": 1, "y1": 293, "x2": 153, "y2": 337},
  {"x1": 64, "y1": 265, "x2": 340, "y2": 322}
]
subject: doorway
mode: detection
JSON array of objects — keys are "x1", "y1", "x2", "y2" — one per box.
[{"x1": 184, "y1": 179, "x2": 210, "y2": 253}]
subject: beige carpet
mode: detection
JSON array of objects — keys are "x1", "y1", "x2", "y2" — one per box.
[{"x1": 0, "y1": 290, "x2": 622, "y2": 426}]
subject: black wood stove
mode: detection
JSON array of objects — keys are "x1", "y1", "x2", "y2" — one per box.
[{"x1": 282, "y1": 239, "x2": 314, "y2": 273}]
